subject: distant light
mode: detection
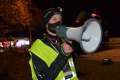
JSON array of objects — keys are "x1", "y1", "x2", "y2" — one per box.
[
  {"x1": 91, "y1": 13, "x2": 97, "y2": 17},
  {"x1": 15, "y1": 39, "x2": 30, "y2": 48},
  {"x1": 91, "y1": 13, "x2": 101, "y2": 18},
  {"x1": 57, "y1": 7, "x2": 63, "y2": 12}
]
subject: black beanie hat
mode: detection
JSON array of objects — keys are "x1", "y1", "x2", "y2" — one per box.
[{"x1": 43, "y1": 8, "x2": 62, "y2": 24}]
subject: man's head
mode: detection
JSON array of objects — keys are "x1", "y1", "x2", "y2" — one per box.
[
  {"x1": 43, "y1": 8, "x2": 62, "y2": 25},
  {"x1": 43, "y1": 8, "x2": 62, "y2": 36}
]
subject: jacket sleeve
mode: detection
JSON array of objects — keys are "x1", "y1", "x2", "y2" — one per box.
[{"x1": 31, "y1": 53, "x2": 69, "y2": 80}]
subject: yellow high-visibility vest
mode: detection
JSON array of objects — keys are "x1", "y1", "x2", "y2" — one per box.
[{"x1": 29, "y1": 39, "x2": 79, "y2": 80}]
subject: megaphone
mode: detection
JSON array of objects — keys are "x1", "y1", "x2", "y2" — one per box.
[{"x1": 53, "y1": 18, "x2": 102, "y2": 53}]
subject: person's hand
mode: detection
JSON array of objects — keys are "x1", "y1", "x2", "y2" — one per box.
[{"x1": 61, "y1": 41, "x2": 73, "y2": 56}]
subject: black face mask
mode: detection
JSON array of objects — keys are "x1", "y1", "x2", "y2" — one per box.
[{"x1": 47, "y1": 22, "x2": 61, "y2": 33}]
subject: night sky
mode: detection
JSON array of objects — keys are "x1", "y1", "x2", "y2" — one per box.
[{"x1": 33, "y1": 0, "x2": 120, "y2": 36}]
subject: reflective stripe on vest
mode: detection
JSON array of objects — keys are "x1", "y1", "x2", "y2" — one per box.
[
  {"x1": 29, "y1": 57, "x2": 38, "y2": 80},
  {"x1": 29, "y1": 39, "x2": 78, "y2": 80}
]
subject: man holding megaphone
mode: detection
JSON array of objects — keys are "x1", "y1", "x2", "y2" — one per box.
[{"x1": 29, "y1": 8, "x2": 79, "y2": 80}]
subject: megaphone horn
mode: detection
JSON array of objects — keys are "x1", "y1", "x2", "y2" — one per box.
[{"x1": 54, "y1": 18, "x2": 102, "y2": 53}]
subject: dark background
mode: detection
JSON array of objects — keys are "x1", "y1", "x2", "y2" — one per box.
[{"x1": 33, "y1": 0, "x2": 120, "y2": 37}]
